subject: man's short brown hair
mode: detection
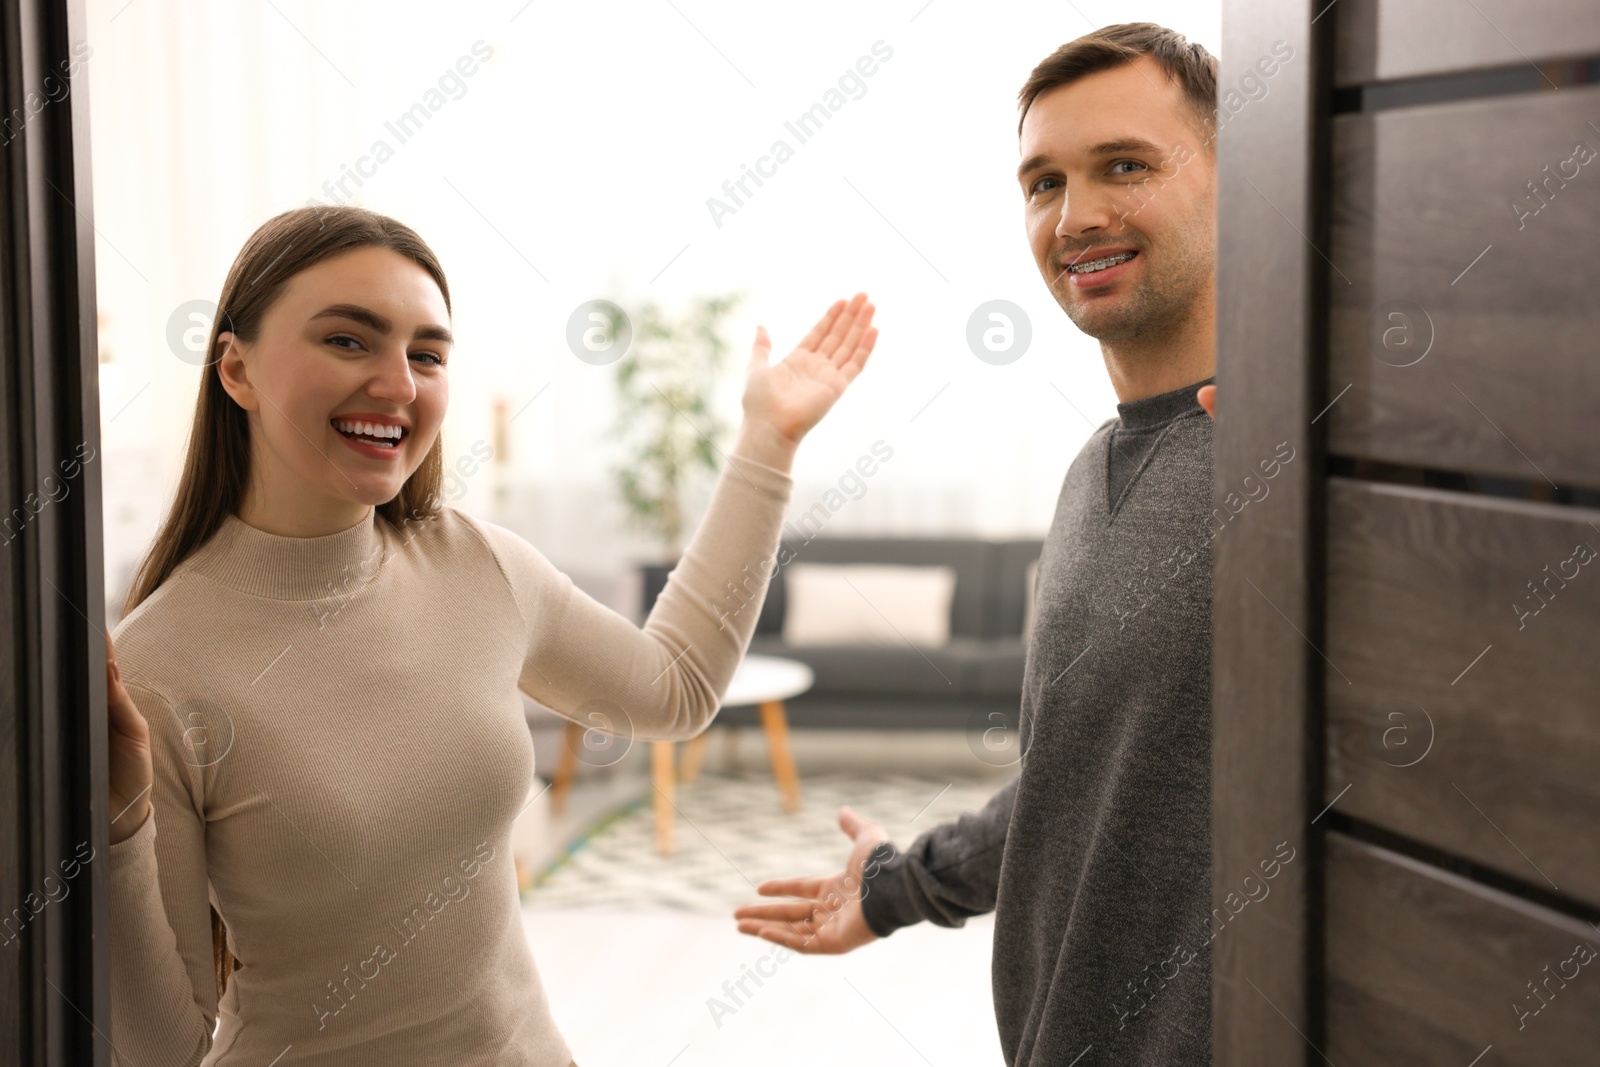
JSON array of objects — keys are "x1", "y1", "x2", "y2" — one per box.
[{"x1": 1017, "y1": 22, "x2": 1218, "y2": 144}]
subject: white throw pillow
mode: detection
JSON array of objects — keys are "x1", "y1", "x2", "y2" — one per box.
[
  {"x1": 1023, "y1": 558, "x2": 1041, "y2": 642},
  {"x1": 783, "y1": 563, "x2": 957, "y2": 647}
]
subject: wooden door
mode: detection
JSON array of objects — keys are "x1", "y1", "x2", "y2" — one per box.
[{"x1": 1215, "y1": 2, "x2": 1600, "y2": 1063}]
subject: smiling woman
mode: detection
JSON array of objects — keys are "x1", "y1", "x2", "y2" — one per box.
[
  {"x1": 209, "y1": 246, "x2": 457, "y2": 538},
  {"x1": 103, "y1": 204, "x2": 878, "y2": 1066}
]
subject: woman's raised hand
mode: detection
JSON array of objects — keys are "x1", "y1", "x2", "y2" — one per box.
[
  {"x1": 106, "y1": 631, "x2": 153, "y2": 845},
  {"x1": 734, "y1": 293, "x2": 878, "y2": 469}
]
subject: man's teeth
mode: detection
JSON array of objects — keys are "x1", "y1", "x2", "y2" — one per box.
[{"x1": 1069, "y1": 251, "x2": 1137, "y2": 274}]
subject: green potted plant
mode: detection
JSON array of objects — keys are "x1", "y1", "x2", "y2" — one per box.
[{"x1": 609, "y1": 293, "x2": 744, "y2": 618}]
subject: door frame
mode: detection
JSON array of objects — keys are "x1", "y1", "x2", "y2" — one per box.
[
  {"x1": 1212, "y1": 1, "x2": 1331, "y2": 1063},
  {"x1": 1, "y1": 0, "x2": 108, "y2": 1063}
]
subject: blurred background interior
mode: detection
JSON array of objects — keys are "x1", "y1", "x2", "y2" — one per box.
[{"x1": 88, "y1": 2, "x2": 1219, "y2": 1063}]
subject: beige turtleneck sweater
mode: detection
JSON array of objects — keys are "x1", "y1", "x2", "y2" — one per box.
[{"x1": 107, "y1": 452, "x2": 792, "y2": 1066}]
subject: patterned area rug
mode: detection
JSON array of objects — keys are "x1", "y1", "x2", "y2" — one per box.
[{"x1": 523, "y1": 771, "x2": 1009, "y2": 914}]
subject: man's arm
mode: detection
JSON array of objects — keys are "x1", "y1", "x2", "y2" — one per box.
[
  {"x1": 732, "y1": 778, "x2": 1018, "y2": 954},
  {"x1": 860, "y1": 775, "x2": 1018, "y2": 937}
]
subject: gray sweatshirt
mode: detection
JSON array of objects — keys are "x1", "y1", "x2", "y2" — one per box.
[{"x1": 860, "y1": 380, "x2": 1216, "y2": 1065}]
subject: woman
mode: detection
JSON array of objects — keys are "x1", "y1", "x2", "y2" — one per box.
[{"x1": 104, "y1": 205, "x2": 877, "y2": 1066}]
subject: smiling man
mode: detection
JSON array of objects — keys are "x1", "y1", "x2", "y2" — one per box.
[{"x1": 735, "y1": 23, "x2": 1222, "y2": 1065}]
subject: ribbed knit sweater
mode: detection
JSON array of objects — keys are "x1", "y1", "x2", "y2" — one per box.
[
  {"x1": 107, "y1": 453, "x2": 792, "y2": 1066},
  {"x1": 860, "y1": 380, "x2": 1216, "y2": 1065}
]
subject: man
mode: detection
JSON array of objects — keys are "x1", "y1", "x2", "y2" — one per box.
[{"x1": 734, "y1": 23, "x2": 1223, "y2": 1065}]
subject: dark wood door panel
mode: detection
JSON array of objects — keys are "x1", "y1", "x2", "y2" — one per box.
[
  {"x1": 1326, "y1": 834, "x2": 1600, "y2": 1065},
  {"x1": 1213, "y1": 2, "x2": 1323, "y2": 1061},
  {"x1": 1326, "y1": 85, "x2": 1600, "y2": 488},
  {"x1": 1325, "y1": 479, "x2": 1600, "y2": 906},
  {"x1": 1334, "y1": 0, "x2": 1600, "y2": 86}
]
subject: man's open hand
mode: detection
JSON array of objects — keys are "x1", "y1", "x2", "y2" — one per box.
[{"x1": 733, "y1": 805, "x2": 887, "y2": 955}]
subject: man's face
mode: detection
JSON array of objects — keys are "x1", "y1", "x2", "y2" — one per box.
[{"x1": 1017, "y1": 56, "x2": 1216, "y2": 344}]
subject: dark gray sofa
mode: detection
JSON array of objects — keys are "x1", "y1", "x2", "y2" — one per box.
[{"x1": 714, "y1": 536, "x2": 1044, "y2": 730}]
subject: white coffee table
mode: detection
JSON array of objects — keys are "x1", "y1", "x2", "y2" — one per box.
[{"x1": 652, "y1": 654, "x2": 814, "y2": 855}]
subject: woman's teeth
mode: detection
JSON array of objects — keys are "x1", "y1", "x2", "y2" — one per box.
[
  {"x1": 332, "y1": 419, "x2": 403, "y2": 448},
  {"x1": 1069, "y1": 251, "x2": 1138, "y2": 274}
]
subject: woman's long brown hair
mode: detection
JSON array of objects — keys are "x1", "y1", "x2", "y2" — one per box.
[{"x1": 117, "y1": 205, "x2": 453, "y2": 1001}]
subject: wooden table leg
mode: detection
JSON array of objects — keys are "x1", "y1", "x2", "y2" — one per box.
[
  {"x1": 758, "y1": 700, "x2": 801, "y2": 813},
  {"x1": 551, "y1": 720, "x2": 581, "y2": 815},
  {"x1": 679, "y1": 730, "x2": 709, "y2": 785},
  {"x1": 652, "y1": 740, "x2": 675, "y2": 855}
]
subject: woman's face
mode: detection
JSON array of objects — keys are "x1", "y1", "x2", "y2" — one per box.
[{"x1": 216, "y1": 246, "x2": 451, "y2": 527}]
